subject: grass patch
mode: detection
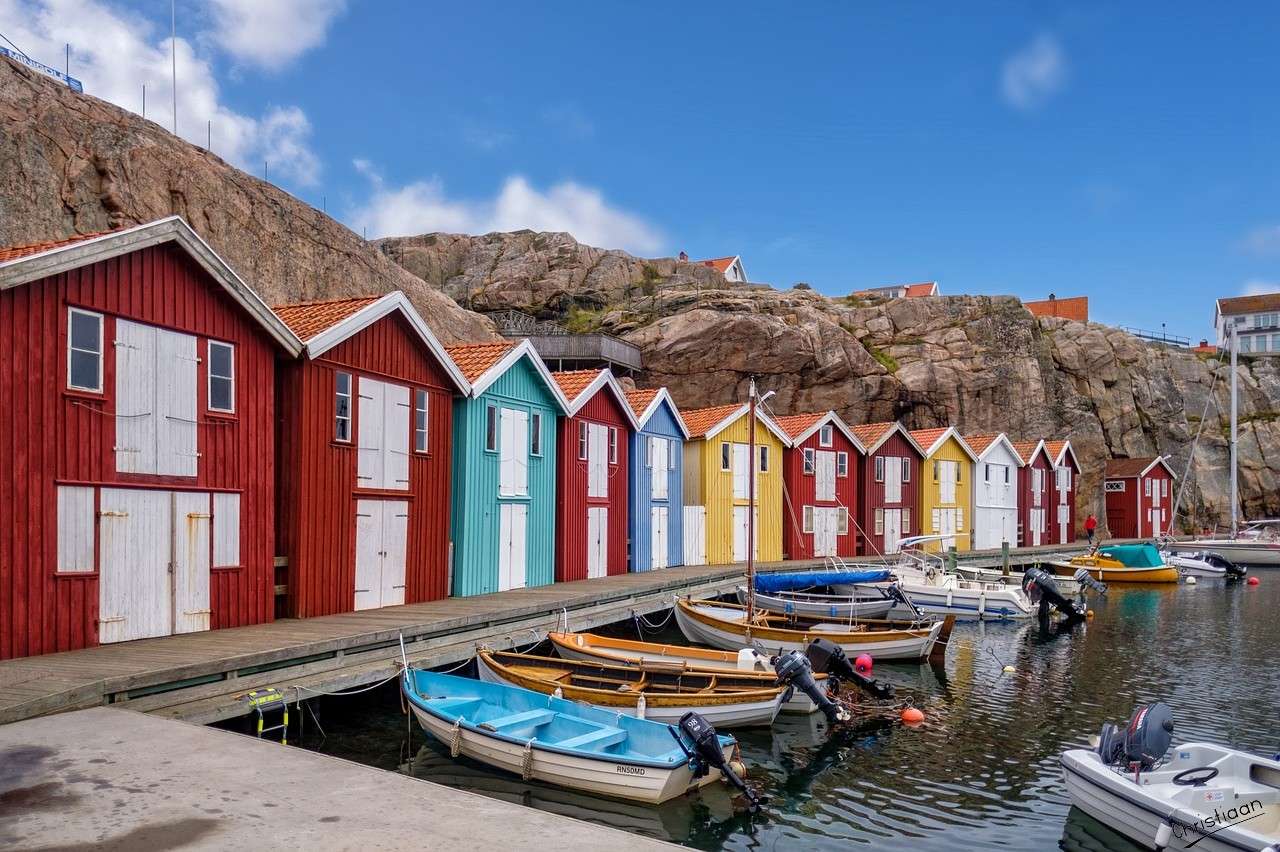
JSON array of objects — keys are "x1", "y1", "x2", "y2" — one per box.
[
  {"x1": 864, "y1": 340, "x2": 899, "y2": 373},
  {"x1": 563, "y1": 305, "x2": 606, "y2": 333}
]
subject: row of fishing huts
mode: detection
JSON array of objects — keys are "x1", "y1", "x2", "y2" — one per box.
[{"x1": 0, "y1": 218, "x2": 1084, "y2": 661}]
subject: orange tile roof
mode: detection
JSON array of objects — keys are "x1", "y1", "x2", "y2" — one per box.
[
  {"x1": 904, "y1": 282, "x2": 938, "y2": 297},
  {"x1": 850, "y1": 421, "x2": 896, "y2": 447},
  {"x1": 1105, "y1": 457, "x2": 1158, "y2": 478},
  {"x1": 772, "y1": 412, "x2": 827, "y2": 440},
  {"x1": 1218, "y1": 293, "x2": 1280, "y2": 315},
  {"x1": 273, "y1": 296, "x2": 381, "y2": 341},
  {"x1": 1010, "y1": 440, "x2": 1046, "y2": 464},
  {"x1": 909, "y1": 427, "x2": 950, "y2": 453},
  {"x1": 0, "y1": 229, "x2": 119, "y2": 263},
  {"x1": 697, "y1": 256, "x2": 737, "y2": 274},
  {"x1": 444, "y1": 340, "x2": 517, "y2": 383},
  {"x1": 681, "y1": 403, "x2": 744, "y2": 439},
  {"x1": 625, "y1": 388, "x2": 660, "y2": 417},
  {"x1": 1044, "y1": 440, "x2": 1074, "y2": 466},
  {"x1": 551, "y1": 369, "x2": 603, "y2": 403},
  {"x1": 964, "y1": 434, "x2": 1000, "y2": 456}
]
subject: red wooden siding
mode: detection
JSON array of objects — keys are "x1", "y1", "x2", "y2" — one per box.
[
  {"x1": 782, "y1": 430, "x2": 860, "y2": 559},
  {"x1": 554, "y1": 388, "x2": 630, "y2": 582},
  {"x1": 856, "y1": 431, "x2": 922, "y2": 556},
  {"x1": 1105, "y1": 466, "x2": 1172, "y2": 539},
  {"x1": 0, "y1": 244, "x2": 278, "y2": 660},
  {"x1": 1016, "y1": 448, "x2": 1054, "y2": 547},
  {"x1": 276, "y1": 311, "x2": 455, "y2": 618},
  {"x1": 1053, "y1": 456, "x2": 1081, "y2": 543}
]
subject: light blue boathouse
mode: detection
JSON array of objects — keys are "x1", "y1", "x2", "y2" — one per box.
[{"x1": 624, "y1": 388, "x2": 689, "y2": 571}]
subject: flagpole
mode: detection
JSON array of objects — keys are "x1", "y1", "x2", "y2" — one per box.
[{"x1": 745, "y1": 379, "x2": 758, "y2": 641}]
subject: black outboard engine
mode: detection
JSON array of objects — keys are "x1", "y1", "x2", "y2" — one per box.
[
  {"x1": 1073, "y1": 566, "x2": 1109, "y2": 595},
  {"x1": 672, "y1": 712, "x2": 761, "y2": 812},
  {"x1": 805, "y1": 638, "x2": 894, "y2": 701},
  {"x1": 885, "y1": 582, "x2": 922, "y2": 618},
  {"x1": 1023, "y1": 566, "x2": 1086, "y2": 627},
  {"x1": 1204, "y1": 552, "x2": 1246, "y2": 579},
  {"x1": 1096, "y1": 702, "x2": 1174, "y2": 773},
  {"x1": 772, "y1": 650, "x2": 850, "y2": 724}
]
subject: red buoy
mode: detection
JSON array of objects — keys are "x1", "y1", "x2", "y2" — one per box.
[
  {"x1": 854, "y1": 653, "x2": 874, "y2": 676},
  {"x1": 1247, "y1": 576, "x2": 1260, "y2": 586},
  {"x1": 901, "y1": 707, "x2": 925, "y2": 725}
]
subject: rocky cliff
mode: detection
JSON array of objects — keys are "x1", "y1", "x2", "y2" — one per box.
[
  {"x1": 376, "y1": 230, "x2": 1280, "y2": 531},
  {"x1": 0, "y1": 57, "x2": 493, "y2": 343}
]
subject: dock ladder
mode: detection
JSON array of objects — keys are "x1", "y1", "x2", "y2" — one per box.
[{"x1": 239, "y1": 687, "x2": 289, "y2": 745}]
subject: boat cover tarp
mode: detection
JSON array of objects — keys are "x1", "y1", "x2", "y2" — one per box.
[
  {"x1": 755, "y1": 569, "x2": 892, "y2": 593},
  {"x1": 1098, "y1": 543, "x2": 1164, "y2": 567}
]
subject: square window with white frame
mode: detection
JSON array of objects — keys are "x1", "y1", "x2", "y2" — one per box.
[
  {"x1": 334, "y1": 372, "x2": 352, "y2": 442},
  {"x1": 67, "y1": 307, "x2": 103, "y2": 392},
  {"x1": 837, "y1": 451, "x2": 848, "y2": 477},
  {"x1": 803, "y1": 447, "x2": 815, "y2": 474},
  {"x1": 207, "y1": 340, "x2": 235, "y2": 413},
  {"x1": 414, "y1": 389, "x2": 429, "y2": 453},
  {"x1": 819, "y1": 424, "x2": 833, "y2": 447}
]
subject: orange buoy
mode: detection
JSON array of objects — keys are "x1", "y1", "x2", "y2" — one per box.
[
  {"x1": 901, "y1": 707, "x2": 925, "y2": 725},
  {"x1": 1247, "y1": 576, "x2": 1260, "y2": 586},
  {"x1": 1086, "y1": 609, "x2": 1095, "y2": 619}
]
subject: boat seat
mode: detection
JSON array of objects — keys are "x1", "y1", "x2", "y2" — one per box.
[
  {"x1": 556, "y1": 725, "x2": 627, "y2": 751},
  {"x1": 481, "y1": 709, "x2": 556, "y2": 732}
]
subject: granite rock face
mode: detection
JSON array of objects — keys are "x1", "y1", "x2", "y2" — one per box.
[{"x1": 0, "y1": 57, "x2": 493, "y2": 343}]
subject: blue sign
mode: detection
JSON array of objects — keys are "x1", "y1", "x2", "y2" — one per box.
[{"x1": 0, "y1": 46, "x2": 83, "y2": 93}]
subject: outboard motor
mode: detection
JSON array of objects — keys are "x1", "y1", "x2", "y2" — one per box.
[
  {"x1": 772, "y1": 650, "x2": 850, "y2": 724},
  {"x1": 804, "y1": 638, "x2": 895, "y2": 701},
  {"x1": 1204, "y1": 553, "x2": 1246, "y2": 580},
  {"x1": 885, "y1": 582, "x2": 922, "y2": 618},
  {"x1": 1073, "y1": 566, "x2": 1109, "y2": 595},
  {"x1": 1023, "y1": 566, "x2": 1086, "y2": 627},
  {"x1": 672, "y1": 712, "x2": 761, "y2": 812},
  {"x1": 1096, "y1": 702, "x2": 1174, "y2": 773}
]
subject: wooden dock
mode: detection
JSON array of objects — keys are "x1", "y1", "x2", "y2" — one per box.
[{"x1": 0, "y1": 540, "x2": 1111, "y2": 727}]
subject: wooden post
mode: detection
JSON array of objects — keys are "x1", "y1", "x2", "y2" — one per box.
[
  {"x1": 946, "y1": 545, "x2": 957, "y2": 573},
  {"x1": 1001, "y1": 541, "x2": 1010, "y2": 577}
]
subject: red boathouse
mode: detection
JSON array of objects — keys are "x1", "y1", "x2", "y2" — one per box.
[
  {"x1": 0, "y1": 217, "x2": 302, "y2": 660},
  {"x1": 849, "y1": 422, "x2": 925, "y2": 555},
  {"x1": 1104, "y1": 457, "x2": 1176, "y2": 539},
  {"x1": 775, "y1": 411, "x2": 864, "y2": 559},
  {"x1": 551, "y1": 369, "x2": 637, "y2": 581},
  {"x1": 1046, "y1": 440, "x2": 1081, "y2": 544},
  {"x1": 274, "y1": 292, "x2": 470, "y2": 617},
  {"x1": 1011, "y1": 439, "x2": 1054, "y2": 547}
]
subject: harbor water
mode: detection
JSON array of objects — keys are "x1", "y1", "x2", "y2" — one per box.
[{"x1": 288, "y1": 576, "x2": 1278, "y2": 850}]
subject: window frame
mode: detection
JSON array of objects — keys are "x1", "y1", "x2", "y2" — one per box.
[
  {"x1": 720, "y1": 441, "x2": 731, "y2": 472},
  {"x1": 334, "y1": 371, "x2": 353, "y2": 443},
  {"x1": 803, "y1": 447, "x2": 815, "y2": 475},
  {"x1": 837, "y1": 507, "x2": 849, "y2": 535},
  {"x1": 903, "y1": 458, "x2": 911, "y2": 483},
  {"x1": 66, "y1": 307, "x2": 104, "y2": 393},
  {"x1": 836, "y1": 451, "x2": 849, "y2": 477},
  {"x1": 485, "y1": 404, "x2": 499, "y2": 453},
  {"x1": 531, "y1": 411, "x2": 542, "y2": 457},
  {"x1": 413, "y1": 388, "x2": 429, "y2": 454},
  {"x1": 609, "y1": 427, "x2": 618, "y2": 464},
  {"x1": 902, "y1": 507, "x2": 911, "y2": 534},
  {"x1": 802, "y1": 505, "x2": 814, "y2": 534},
  {"x1": 984, "y1": 463, "x2": 991, "y2": 483},
  {"x1": 207, "y1": 339, "x2": 236, "y2": 414},
  {"x1": 818, "y1": 424, "x2": 833, "y2": 447},
  {"x1": 874, "y1": 507, "x2": 884, "y2": 536},
  {"x1": 875, "y1": 455, "x2": 885, "y2": 482},
  {"x1": 578, "y1": 421, "x2": 589, "y2": 461},
  {"x1": 758, "y1": 445, "x2": 769, "y2": 473}
]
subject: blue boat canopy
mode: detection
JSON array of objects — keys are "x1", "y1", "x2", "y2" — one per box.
[
  {"x1": 755, "y1": 569, "x2": 892, "y2": 593},
  {"x1": 1099, "y1": 543, "x2": 1165, "y2": 568}
]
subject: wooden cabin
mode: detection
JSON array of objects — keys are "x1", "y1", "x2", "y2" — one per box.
[
  {"x1": 776, "y1": 411, "x2": 865, "y2": 559},
  {"x1": 624, "y1": 388, "x2": 689, "y2": 571},
  {"x1": 849, "y1": 422, "x2": 925, "y2": 555},
  {"x1": 446, "y1": 340, "x2": 569, "y2": 596},
  {"x1": 681, "y1": 403, "x2": 789, "y2": 565},
  {"x1": 1012, "y1": 439, "x2": 1054, "y2": 547},
  {"x1": 0, "y1": 217, "x2": 302, "y2": 659},
  {"x1": 1046, "y1": 440, "x2": 1081, "y2": 544},
  {"x1": 273, "y1": 292, "x2": 469, "y2": 617},
  {"x1": 550, "y1": 369, "x2": 637, "y2": 582},
  {"x1": 910, "y1": 427, "x2": 978, "y2": 553},
  {"x1": 965, "y1": 433, "x2": 1023, "y2": 550},
  {"x1": 1104, "y1": 457, "x2": 1175, "y2": 539}
]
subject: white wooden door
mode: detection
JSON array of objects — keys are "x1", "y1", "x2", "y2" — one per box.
[
  {"x1": 588, "y1": 423, "x2": 608, "y2": 498},
  {"x1": 813, "y1": 507, "x2": 838, "y2": 557},
  {"x1": 172, "y1": 491, "x2": 211, "y2": 634},
  {"x1": 939, "y1": 460, "x2": 957, "y2": 504},
  {"x1": 383, "y1": 383, "x2": 411, "y2": 491},
  {"x1": 683, "y1": 506, "x2": 706, "y2": 566},
  {"x1": 1032, "y1": 468, "x2": 1043, "y2": 507},
  {"x1": 499, "y1": 408, "x2": 529, "y2": 497},
  {"x1": 381, "y1": 501, "x2": 409, "y2": 607},
  {"x1": 651, "y1": 506, "x2": 668, "y2": 569},
  {"x1": 155, "y1": 328, "x2": 198, "y2": 477},
  {"x1": 815, "y1": 451, "x2": 836, "y2": 502},
  {"x1": 884, "y1": 457, "x2": 902, "y2": 503},
  {"x1": 499, "y1": 503, "x2": 528, "y2": 591},
  {"x1": 650, "y1": 437, "x2": 669, "y2": 500},
  {"x1": 587, "y1": 506, "x2": 608, "y2": 578},
  {"x1": 357, "y1": 379, "x2": 386, "y2": 490},
  {"x1": 98, "y1": 488, "x2": 172, "y2": 644},
  {"x1": 1058, "y1": 505, "x2": 1070, "y2": 544},
  {"x1": 1029, "y1": 508, "x2": 1043, "y2": 546},
  {"x1": 354, "y1": 500, "x2": 383, "y2": 611},
  {"x1": 733, "y1": 505, "x2": 749, "y2": 561},
  {"x1": 939, "y1": 506, "x2": 956, "y2": 549},
  {"x1": 884, "y1": 508, "x2": 902, "y2": 554},
  {"x1": 115, "y1": 320, "x2": 157, "y2": 474},
  {"x1": 732, "y1": 444, "x2": 750, "y2": 499}
]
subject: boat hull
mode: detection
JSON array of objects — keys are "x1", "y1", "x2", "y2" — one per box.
[
  {"x1": 735, "y1": 586, "x2": 894, "y2": 620},
  {"x1": 674, "y1": 599, "x2": 944, "y2": 661},
  {"x1": 832, "y1": 577, "x2": 1033, "y2": 620},
  {"x1": 1048, "y1": 561, "x2": 1179, "y2": 583},
  {"x1": 1183, "y1": 541, "x2": 1280, "y2": 566},
  {"x1": 475, "y1": 654, "x2": 785, "y2": 728}
]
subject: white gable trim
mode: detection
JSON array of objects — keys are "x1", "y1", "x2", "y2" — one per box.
[
  {"x1": 1140, "y1": 457, "x2": 1177, "y2": 479},
  {"x1": 972, "y1": 433, "x2": 1025, "y2": 467},
  {"x1": 470, "y1": 338, "x2": 571, "y2": 412},
  {"x1": 301, "y1": 291, "x2": 470, "y2": 394},
  {"x1": 702, "y1": 404, "x2": 791, "y2": 447},
  {"x1": 860, "y1": 422, "x2": 927, "y2": 457},
  {"x1": 789, "y1": 411, "x2": 867, "y2": 454},
  {"x1": 917, "y1": 426, "x2": 979, "y2": 462},
  {"x1": 1052, "y1": 441, "x2": 1081, "y2": 471},
  {"x1": 560, "y1": 369, "x2": 639, "y2": 430},
  {"x1": 0, "y1": 216, "x2": 302, "y2": 356},
  {"x1": 633, "y1": 388, "x2": 691, "y2": 439},
  {"x1": 1014, "y1": 439, "x2": 1050, "y2": 467}
]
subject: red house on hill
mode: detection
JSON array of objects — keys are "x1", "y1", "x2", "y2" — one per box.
[
  {"x1": 775, "y1": 411, "x2": 864, "y2": 559},
  {"x1": 1011, "y1": 439, "x2": 1054, "y2": 547},
  {"x1": 552, "y1": 369, "x2": 637, "y2": 582},
  {"x1": 273, "y1": 292, "x2": 470, "y2": 617},
  {"x1": 1046, "y1": 440, "x2": 1081, "y2": 544},
  {"x1": 1104, "y1": 457, "x2": 1176, "y2": 539},
  {"x1": 849, "y1": 422, "x2": 925, "y2": 555},
  {"x1": 0, "y1": 217, "x2": 302, "y2": 660}
]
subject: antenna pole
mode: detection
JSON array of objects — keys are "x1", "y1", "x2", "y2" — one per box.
[
  {"x1": 171, "y1": 0, "x2": 177, "y2": 135},
  {"x1": 745, "y1": 378, "x2": 758, "y2": 639},
  {"x1": 1230, "y1": 327, "x2": 1238, "y2": 537}
]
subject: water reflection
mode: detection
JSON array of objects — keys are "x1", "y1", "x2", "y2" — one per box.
[{"x1": 291, "y1": 577, "x2": 1279, "y2": 851}]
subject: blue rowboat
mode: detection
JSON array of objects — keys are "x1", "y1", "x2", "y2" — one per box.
[{"x1": 402, "y1": 667, "x2": 740, "y2": 805}]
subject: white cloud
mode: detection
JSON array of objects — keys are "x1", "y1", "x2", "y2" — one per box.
[
  {"x1": 348, "y1": 163, "x2": 664, "y2": 254},
  {"x1": 1242, "y1": 279, "x2": 1280, "y2": 297},
  {"x1": 0, "y1": 0, "x2": 320, "y2": 185},
  {"x1": 1240, "y1": 224, "x2": 1280, "y2": 256},
  {"x1": 1001, "y1": 34, "x2": 1067, "y2": 110},
  {"x1": 206, "y1": 0, "x2": 345, "y2": 71}
]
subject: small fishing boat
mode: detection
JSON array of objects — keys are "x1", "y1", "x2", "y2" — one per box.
[
  {"x1": 1163, "y1": 550, "x2": 1228, "y2": 579},
  {"x1": 1047, "y1": 543, "x2": 1180, "y2": 583},
  {"x1": 546, "y1": 630, "x2": 824, "y2": 715},
  {"x1": 1061, "y1": 702, "x2": 1280, "y2": 851},
  {"x1": 402, "y1": 666, "x2": 741, "y2": 805},
  {"x1": 674, "y1": 597, "x2": 950, "y2": 661},
  {"x1": 475, "y1": 649, "x2": 787, "y2": 728},
  {"x1": 1184, "y1": 520, "x2": 1280, "y2": 566},
  {"x1": 734, "y1": 586, "x2": 895, "y2": 620}
]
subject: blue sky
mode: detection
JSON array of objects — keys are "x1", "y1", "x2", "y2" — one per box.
[{"x1": 4, "y1": 1, "x2": 1279, "y2": 337}]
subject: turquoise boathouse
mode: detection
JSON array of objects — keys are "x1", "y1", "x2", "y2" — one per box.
[
  {"x1": 445, "y1": 340, "x2": 569, "y2": 596},
  {"x1": 624, "y1": 388, "x2": 689, "y2": 571}
]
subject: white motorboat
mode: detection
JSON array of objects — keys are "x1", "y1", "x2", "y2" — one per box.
[
  {"x1": 1061, "y1": 702, "x2": 1280, "y2": 852},
  {"x1": 1163, "y1": 551, "x2": 1228, "y2": 579},
  {"x1": 1181, "y1": 521, "x2": 1280, "y2": 567}
]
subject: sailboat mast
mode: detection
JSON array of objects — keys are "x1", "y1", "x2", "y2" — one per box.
[
  {"x1": 1230, "y1": 326, "x2": 1239, "y2": 538},
  {"x1": 745, "y1": 379, "x2": 758, "y2": 636}
]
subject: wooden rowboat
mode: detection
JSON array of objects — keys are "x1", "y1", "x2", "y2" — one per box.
[
  {"x1": 674, "y1": 597, "x2": 950, "y2": 662},
  {"x1": 476, "y1": 649, "x2": 787, "y2": 728},
  {"x1": 546, "y1": 630, "x2": 824, "y2": 715},
  {"x1": 1048, "y1": 543, "x2": 1179, "y2": 583},
  {"x1": 402, "y1": 667, "x2": 738, "y2": 805}
]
